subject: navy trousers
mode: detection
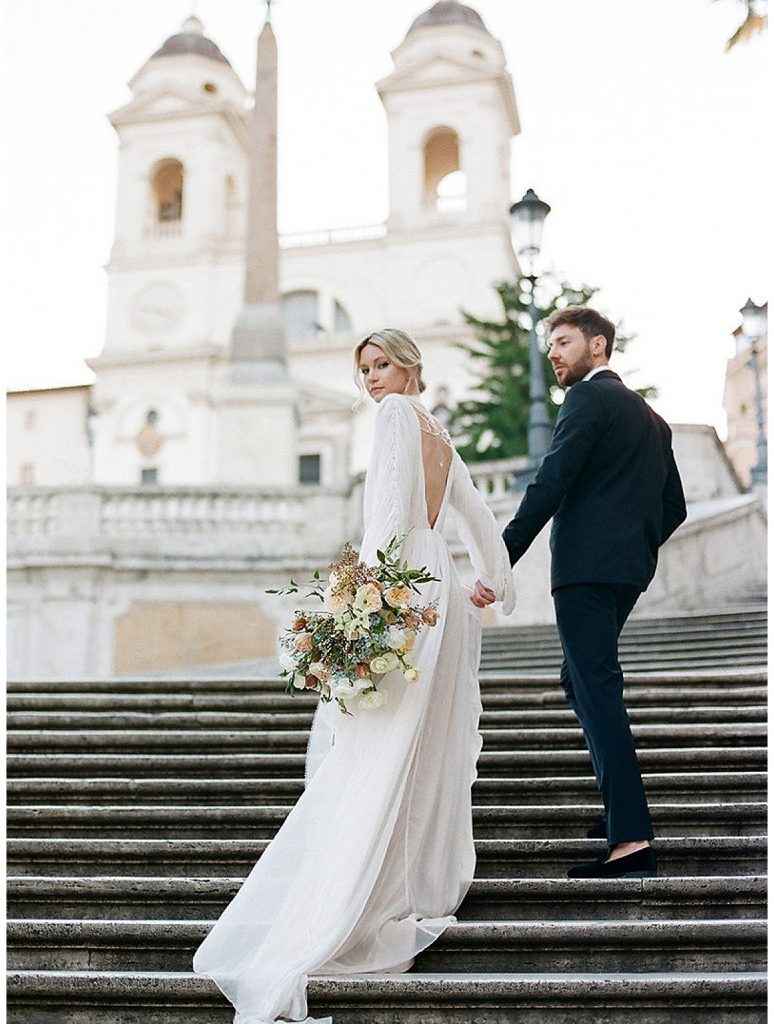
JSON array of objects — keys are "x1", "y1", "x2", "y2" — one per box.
[{"x1": 552, "y1": 582, "x2": 654, "y2": 845}]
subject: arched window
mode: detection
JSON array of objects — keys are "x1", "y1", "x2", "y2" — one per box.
[
  {"x1": 152, "y1": 159, "x2": 184, "y2": 223},
  {"x1": 282, "y1": 290, "x2": 319, "y2": 340},
  {"x1": 423, "y1": 127, "x2": 466, "y2": 212}
]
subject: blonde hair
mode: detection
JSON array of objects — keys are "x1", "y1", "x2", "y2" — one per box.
[{"x1": 353, "y1": 329, "x2": 427, "y2": 399}]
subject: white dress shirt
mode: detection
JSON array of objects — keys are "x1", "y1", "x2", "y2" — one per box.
[{"x1": 582, "y1": 364, "x2": 612, "y2": 382}]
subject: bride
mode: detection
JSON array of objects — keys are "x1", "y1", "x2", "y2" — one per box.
[{"x1": 193, "y1": 328, "x2": 515, "y2": 1023}]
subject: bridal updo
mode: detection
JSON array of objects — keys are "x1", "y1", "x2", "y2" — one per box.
[{"x1": 354, "y1": 329, "x2": 427, "y2": 396}]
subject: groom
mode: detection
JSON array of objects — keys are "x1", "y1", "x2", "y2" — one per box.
[{"x1": 475, "y1": 305, "x2": 686, "y2": 879}]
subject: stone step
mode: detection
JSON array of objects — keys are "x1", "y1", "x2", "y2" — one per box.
[
  {"x1": 7, "y1": 801, "x2": 765, "y2": 841},
  {"x1": 481, "y1": 659, "x2": 765, "y2": 675},
  {"x1": 7, "y1": 683, "x2": 767, "y2": 715},
  {"x1": 482, "y1": 630, "x2": 768, "y2": 650},
  {"x1": 481, "y1": 684, "x2": 768, "y2": 707},
  {"x1": 9, "y1": 875, "x2": 765, "y2": 923},
  {"x1": 8, "y1": 771, "x2": 765, "y2": 807},
  {"x1": 6, "y1": 917, "x2": 766, "y2": 973},
  {"x1": 487, "y1": 618, "x2": 765, "y2": 634},
  {"x1": 481, "y1": 643, "x2": 765, "y2": 659},
  {"x1": 475, "y1": 668, "x2": 769, "y2": 683},
  {"x1": 7, "y1": 721, "x2": 763, "y2": 754},
  {"x1": 6, "y1": 969, "x2": 767, "y2": 1024},
  {"x1": 6, "y1": 668, "x2": 766, "y2": 695},
  {"x1": 6, "y1": 836, "x2": 765, "y2": 879},
  {"x1": 6, "y1": 702, "x2": 767, "y2": 731},
  {"x1": 8, "y1": 746, "x2": 765, "y2": 779}
]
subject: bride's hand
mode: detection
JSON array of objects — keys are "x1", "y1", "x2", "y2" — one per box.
[{"x1": 470, "y1": 579, "x2": 496, "y2": 608}]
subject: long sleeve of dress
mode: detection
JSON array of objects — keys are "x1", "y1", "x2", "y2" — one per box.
[
  {"x1": 359, "y1": 394, "x2": 424, "y2": 565},
  {"x1": 449, "y1": 454, "x2": 516, "y2": 616}
]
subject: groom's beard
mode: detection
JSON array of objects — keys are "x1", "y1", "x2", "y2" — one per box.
[{"x1": 557, "y1": 355, "x2": 595, "y2": 388}]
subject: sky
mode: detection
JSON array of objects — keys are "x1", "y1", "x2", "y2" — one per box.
[{"x1": 4, "y1": 0, "x2": 769, "y2": 435}]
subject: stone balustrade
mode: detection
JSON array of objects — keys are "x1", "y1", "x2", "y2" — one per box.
[
  {"x1": 280, "y1": 223, "x2": 387, "y2": 249},
  {"x1": 7, "y1": 459, "x2": 522, "y2": 550},
  {"x1": 468, "y1": 456, "x2": 529, "y2": 503}
]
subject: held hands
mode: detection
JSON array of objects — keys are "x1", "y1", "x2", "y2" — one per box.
[{"x1": 470, "y1": 579, "x2": 497, "y2": 608}]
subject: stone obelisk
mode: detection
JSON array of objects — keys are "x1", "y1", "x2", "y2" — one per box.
[{"x1": 214, "y1": 3, "x2": 298, "y2": 485}]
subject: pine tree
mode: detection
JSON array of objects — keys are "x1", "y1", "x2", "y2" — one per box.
[{"x1": 450, "y1": 275, "x2": 654, "y2": 463}]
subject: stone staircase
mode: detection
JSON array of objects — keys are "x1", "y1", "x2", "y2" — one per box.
[{"x1": 6, "y1": 604, "x2": 767, "y2": 1023}]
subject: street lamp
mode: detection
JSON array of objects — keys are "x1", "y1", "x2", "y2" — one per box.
[
  {"x1": 509, "y1": 188, "x2": 554, "y2": 465},
  {"x1": 739, "y1": 297, "x2": 767, "y2": 489}
]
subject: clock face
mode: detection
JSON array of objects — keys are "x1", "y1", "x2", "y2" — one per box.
[{"x1": 130, "y1": 282, "x2": 185, "y2": 332}]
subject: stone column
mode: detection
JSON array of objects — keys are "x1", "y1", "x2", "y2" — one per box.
[
  {"x1": 230, "y1": 19, "x2": 285, "y2": 376},
  {"x1": 215, "y1": 11, "x2": 298, "y2": 485}
]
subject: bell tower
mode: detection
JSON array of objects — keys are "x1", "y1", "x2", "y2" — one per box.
[
  {"x1": 88, "y1": 16, "x2": 249, "y2": 485},
  {"x1": 377, "y1": 1, "x2": 520, "y2": 233}
]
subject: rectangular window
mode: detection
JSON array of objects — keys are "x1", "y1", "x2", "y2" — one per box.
[
  {"x1": 141, "y1": 467, "x2": 159, "y2": 485},
  {"x1": 298, "y1": 453, "x2": 321, "y2": 486}
]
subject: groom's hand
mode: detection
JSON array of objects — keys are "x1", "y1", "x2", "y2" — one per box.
[{"x1": 471, "y1": 580, "x2": 497, "y2": 607}]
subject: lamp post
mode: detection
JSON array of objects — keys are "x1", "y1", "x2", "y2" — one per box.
[
  {"x1": 509, "y1": 188, "x2": 554, "y2": 466},
  {"x1": 739, "y1": 297, "x2": 767, "y2": 489}
]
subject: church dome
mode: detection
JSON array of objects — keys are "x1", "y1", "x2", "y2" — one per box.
[
  {"x1": 407, "y1": 1, "x2": 491, "y2": 37},
  {"x1": 150, "y1": 16, "x2": 231, "y2": 66}
]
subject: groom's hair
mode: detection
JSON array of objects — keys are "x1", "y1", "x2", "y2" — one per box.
[{"x1": 545, "y1": 306, "x2": 616, "y2": 358}]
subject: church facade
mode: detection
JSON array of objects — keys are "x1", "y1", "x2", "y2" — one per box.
[{"x1": 9, "y1": 4, "x2": 520, "y2": 489}]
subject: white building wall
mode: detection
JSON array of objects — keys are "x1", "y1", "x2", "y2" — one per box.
[{"x1": 6, "y1": 387, "x2": 93, "y2": 486}]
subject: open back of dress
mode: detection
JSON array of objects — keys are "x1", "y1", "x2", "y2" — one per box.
[{"x1": 410, "y1": 402, "x2": 453, "y2": 529}]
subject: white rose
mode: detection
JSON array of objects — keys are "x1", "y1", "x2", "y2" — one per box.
[
  {"x1": 279, "y1": 652, "x2": 298, "y2": 673},
  {"x1": 359, "y1": 688, "x2": 388, "y2": 711},
  {"x1": 331, "y1": 675, "x2": 355, "y2": 700},
  {"x1": 353, "y1": 675, "x2": 373, "y2": 693},
  {"x1": 308, "y1": 661, "x2": 329, "y2": 681},
  {"x1": 292, "y1": 673, "x2": 307, "y2": 690},
  {"x1": 403, "y1": 667, "x2": 420, "y2": 684},
  {"x1": 385, "y1": 626, "x2": 407, "y2": 650},
  {"x1": 346, "y1": 619, "x2": 368, "y2": 641},
  {"x1": 401, "y1": 631, "x2": 416, "y2": 652},
  {"x1": 381, "y1": 651, "x2": 400, "y2": 672},
  {"x1": 323, "y1": 586, "x2": 349, "y2": 615}
]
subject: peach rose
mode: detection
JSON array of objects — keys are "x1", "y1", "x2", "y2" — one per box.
[
  {"x1": 305, "y1": 675, "x2": 319, "y2": 689},
  {"x1": 384, "y1": 586, "x2": 411, "y2": 610},
  {"x1": 404, "y1": 612, "x2": 421, "y2": 630},
  {"x1": 294, "y1": 632, "x2": 314, "y2": 653},
  {"x1": 290, "y1": 616, "x2": 307, "y2": 633},
  {"x1": 356, "y1": 662, "x2": 371, "y2": 679},
  {"x1": 422, "y1": 607, "x2": 439, "y2": 627}
]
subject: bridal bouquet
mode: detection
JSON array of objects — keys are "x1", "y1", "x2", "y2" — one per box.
[{"x1": 267, "y1": 535, "x2": 439, "y2": 715}]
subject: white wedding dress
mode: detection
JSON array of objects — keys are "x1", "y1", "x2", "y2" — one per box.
[{"x1": 193, "y1": 393, "x2": 515, "y2": 1023}]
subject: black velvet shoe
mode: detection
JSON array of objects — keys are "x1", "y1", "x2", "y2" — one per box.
[
  {"x1": 585, "y1": 816, "x2": 607, "y2": 839},
  {"x1": 567, "y1": 845, "x2": 657, "y2": 879}
]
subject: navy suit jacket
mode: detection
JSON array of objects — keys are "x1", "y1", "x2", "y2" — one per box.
[{"x1": 502, "y1": 370, "x2": 687, "y2": 592}]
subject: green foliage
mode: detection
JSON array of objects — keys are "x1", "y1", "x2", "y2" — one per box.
[{"x1": 449, "y1": 274, "x2": 656, "y2": 463}]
